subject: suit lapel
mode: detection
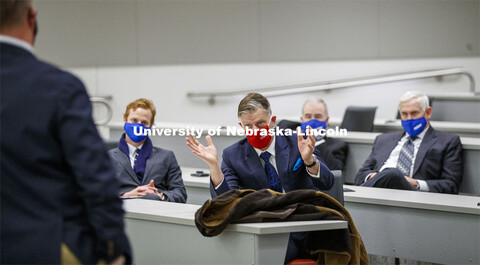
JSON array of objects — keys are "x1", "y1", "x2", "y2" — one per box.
[
  {"x1": 274, "y1": 135, "x2": 290, "y2": 180},
  {"x1": 413, "y1": 127, "x2": 436, "y2": 176},
  {"x1": 114, "y1": 149, "x2": 140, "y2": 185},
  {"x1": 245, "y1": 142, "x2": 269, "y2": 188},
  {"x1": 376, "y1": 131, "x2": 404, "y2": 167},
  {"x1": 143, "y1": 148, "x2": 157, "y2": 185}
]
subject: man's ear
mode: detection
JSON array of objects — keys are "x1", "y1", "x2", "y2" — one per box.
[
  {"x1": 300, "y1": 116, "x2": 305, "y2": 122},
  {"x1": 238, "y1": 122, "x2": 243, "y2": 128},
  {"x1": 271, "y1": 115, "x2": 277, "y2": 124},
  {"x1": 326, "y1": 116, "x2": 330, "y2": 126},
  {"x1": 27, "y1": 8, "x2": 36, "y2": 29},
  {"x1": 425, "y1": 106, "x2": 432, "y2": 122}
]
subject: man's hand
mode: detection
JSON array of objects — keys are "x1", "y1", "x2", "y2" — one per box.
[
  {"x1": 367, "y1": 172, "x2": 378, "y2": 181},
  {"x1": 405, "y1": 176, "x2": 419, "y2": 189},
  {"x1": 186, "y1": 134, "x2": 218, "y2": 167},
  {"x1": 297, "y1": 126, "x2": 315, "y2": 164},
  {"x1": 186, "y1": 134, "x2": 224, "y2": 187},
  {"x1": 122, "y1": 180, "x2": 158, "y2": 197}
]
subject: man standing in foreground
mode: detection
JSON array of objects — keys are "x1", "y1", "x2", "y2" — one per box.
[{"x1": 1, "y1": 1, "x2": 131, "y2": 263}]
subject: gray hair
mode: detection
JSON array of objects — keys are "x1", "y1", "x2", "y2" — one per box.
[
  {"x1": 302, "y1": 97, "x2": 328, "y2": 116},
  {"x1": 399, "y1": 91, "x2": 429, "y2": 112},
  {"x1": 237, "y1": 93, "x2": 271, "y2": 118}
]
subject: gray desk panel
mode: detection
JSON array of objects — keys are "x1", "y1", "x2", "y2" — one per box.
[
  {"x1": 345, "y1": 202, "x2": 480, "y2": 264},
  {"x1": 124, "y1": 199, "x2": 347, "y2": 264},
  {"x1": 343, "y1": 186, "x2": 480, "y2": 264}
]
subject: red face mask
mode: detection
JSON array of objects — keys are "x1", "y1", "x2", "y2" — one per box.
[{"x1": 245, "y1": 116, "x2": 273, "y2": 149}]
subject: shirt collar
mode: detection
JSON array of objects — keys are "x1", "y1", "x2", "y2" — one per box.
[
  {"x1": 253, "y1": 136, "x2": 276, "y2": 157},
  {"x1": 0, "y1": 35, "x2": 35, "y2": 55},
  {"x1": 406, "y1": 124, "x2": 429, "y2": 141},
  {"x1": 127, "y1": 142, "x2": 143, "y2": 155}
]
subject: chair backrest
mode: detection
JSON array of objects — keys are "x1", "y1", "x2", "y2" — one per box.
[
  {"x1": 320, "y1": 170, "x2": 344, "y2": 205},
  {"x1": 277, "y1": 120, "x2": 301, "y2": 130},
  {"x1": 340, "y1": 106, "x2": 377, "y2": 132}
]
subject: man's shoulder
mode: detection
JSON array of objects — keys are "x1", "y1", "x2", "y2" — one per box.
[
  {"x1": 224, "y1": 138, "x2": 249, "y2": 152},
  {"x1": 429, "y1": 127, "x2": 461, "y2": 145},
  {"x1": 152, "y1": 146, "x2": 175, "y2": 157}
]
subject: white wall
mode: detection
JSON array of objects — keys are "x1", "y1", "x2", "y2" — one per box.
[
  {"x1": 71, "y1": 57, "x2": 480, "y2": 133},
  {"x1": 34, "y1": 0, "x2": 480, "y2": 67}
]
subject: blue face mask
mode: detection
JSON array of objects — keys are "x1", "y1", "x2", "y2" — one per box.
[
  {"x1": 300, "y1": 119, "x2": 327, "y2": 131},
  {"x1": 124, "y1": 123, "x2": 150, "y2": 143},
  {"x1": 401, "y1": 117, "x2": 427, "y2": 136}
]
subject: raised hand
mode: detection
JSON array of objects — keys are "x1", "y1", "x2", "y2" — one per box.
[
  {"x1": 186, "y1": 134, "x2": 218, "y2": 167},
  {"x1": 296, "y1": 126, "x2": 316, "y2": 164}
]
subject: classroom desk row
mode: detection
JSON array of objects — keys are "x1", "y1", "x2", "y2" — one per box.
[
  {"x1": 179, "y1": 167, "x2": 480, "y2": 264},
  {"x1": 123, "y1": 199, "x2": 347, "y2": 264},
  {"x1": 107, "y1": 122, "x2": 480, "y2": 195}
]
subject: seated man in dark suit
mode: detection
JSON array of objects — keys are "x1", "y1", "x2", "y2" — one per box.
[
  {"x1": 186, "y1": 92, "x2": 334, "y2": 263},
  {"x1": 301, "y1": 97, "x2": 348, "y2": 171},
  {"x1": 277, "y1": 97, "x2": 348, "y2": 170},
  {"x1": 109, "y1": 98, "x2": 187, "y2": 202},
  {"x1": 355, "y1": 91, "x2": 463, "y2": 194}
]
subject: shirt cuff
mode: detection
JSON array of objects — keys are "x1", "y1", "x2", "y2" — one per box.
[
  {"x1": 365, "y1": 172, "x2": 376, "y2": 183},
  {"x1": 306, "y1": 157, "x2": 320, "y2": 178},
  {"x1": 417, "y1": 179, "x2": 429, "y2": 192},
  {"x1": 214, "y1": 179, "x2": 224, "y2": 190}
]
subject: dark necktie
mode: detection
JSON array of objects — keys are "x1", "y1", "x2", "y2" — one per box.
[
  {"x1": 133, "y1": 149, "x2": 142, "y2": 182},
  {"x1": 260, "y1": 151, "x2": 282, "y2": 192},
  {"x1": 397, "y1": 136, "x2": 417, "y2": 177}
]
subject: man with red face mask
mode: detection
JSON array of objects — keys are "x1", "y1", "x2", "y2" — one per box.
[{"x1": 186, "y1": 92, "x2": 334, "y2": 263}]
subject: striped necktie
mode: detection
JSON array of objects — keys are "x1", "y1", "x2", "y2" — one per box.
[
  {"x1": 397, "y1": 136, "x2": 417, "y2": 177},
  {"x1": 260, "y1": 151, "x2": 282, "y2": 192}
]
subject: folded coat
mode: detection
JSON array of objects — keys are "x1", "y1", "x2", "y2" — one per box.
[{"x1": 195, "y1": 189, "x2": 369, "y2": 265}]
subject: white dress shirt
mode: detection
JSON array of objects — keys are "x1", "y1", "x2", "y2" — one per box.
[
  {"x1": 0, "y1": 35, "x2": 35, "y2": 55},
  {"x1": 127, "y1": 142, "x2": 143, "y2": 169},
  {"x1": 371, "y1": 126, "x2": 430, "y2": 191}
]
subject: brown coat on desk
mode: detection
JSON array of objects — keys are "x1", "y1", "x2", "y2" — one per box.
[{"x1": 195, "y1": 189, "x2": 369, "y2": 265}]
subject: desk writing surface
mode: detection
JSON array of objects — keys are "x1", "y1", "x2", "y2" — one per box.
[
  {"x1": 181, "y1": 167, "x2": 210, "y2": 188},
  {"x1": 331, "y1": 131, "x2": 480, "y2": 150},
  {"x1": 343, "y1": 185, "x2": 480, "y2": 215},
  {"x1": 123, "y1": 199, "x2": 347, "y2": 235}
]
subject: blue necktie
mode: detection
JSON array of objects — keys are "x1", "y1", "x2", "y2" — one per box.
[
  {"x1": 260, "y1": 152, "x2": 282, "y2": 192},
  {"x1": 397, "y1": 136, "x2": 417, "y2": 177}
]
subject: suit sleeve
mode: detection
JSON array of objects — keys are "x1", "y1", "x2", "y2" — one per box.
[
  {"x1": 311, "y1": 156, "x2": 334, "y2": 190},
  {"x1": 314, "y1": 140, "x2": 348, "y2": 171},
  {"x1": 56, "y1": 75, "x2": 131, "y2": 263},
  {"x1": 354, "y1": 136, "x2": 380, "y2": 185},
  {"x1": 211, "y1": 150, "x2": 239, "y2": 197},
  {"x1": 425, "y1": 136, "x2": 463, "y2": 193},
  {"x1": 161, "y1": 151, "x2": 187, "y2": 203}
]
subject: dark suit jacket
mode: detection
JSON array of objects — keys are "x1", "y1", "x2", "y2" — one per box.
[
  {"x1": 109, "y1": 146, "x2": 187, "y2": 203},
  {"x1": 314, "y1": 138, "x2": 348, "y2": 171},
  {"x1": 0, "y1": 43, "x2": 131, "y2": 264},
  {"x1": 213, "y1": 135, "x2": 334, "y2": 197},
  {"x1": 277, "y1": 120, "x2": 348, "y2": 170},
  {"x1": 354, "y1": 127, "x2": 463, "y2": 194}
]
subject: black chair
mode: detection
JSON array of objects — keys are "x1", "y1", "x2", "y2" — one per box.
[
  {"x1": 320, "y1": 170, "x2": 344, "y2": 205},
  {"x1": 277, "y1": 119, "x2": 301, "y2": 130},
  {"x1": 340, "y1": 106, "x2": 377, "y2": 132}
]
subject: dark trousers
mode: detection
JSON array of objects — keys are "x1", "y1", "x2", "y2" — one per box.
[
  {"x1": 361, "y1": 168, "x2": 415, "y2": 190},
  {"x1": 284, "y1": 232, "x2": 317, "y2": 264}
]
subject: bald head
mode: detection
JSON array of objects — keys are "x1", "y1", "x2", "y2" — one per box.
[{"x1": 0, "y1": 0, "x2": 37, "y2": 45}]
